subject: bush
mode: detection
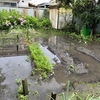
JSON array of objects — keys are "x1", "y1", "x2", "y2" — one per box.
[
  {"x1": 0, "y1": 9, "x2": 27, "y2": 30},
  {"x1": 38, "y1": 17, "x2": 52, "y2": 29},
  {"x1": 25, "y1": 16, "x2": 39, "y2": 28}
]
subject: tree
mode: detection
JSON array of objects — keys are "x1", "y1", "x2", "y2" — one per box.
[
  {"x1": 72, "y1": 0, "x2": 100, "y2": 35},
  {"x1": 57, "y1": 0, "x2": 100, "y2": 35}
]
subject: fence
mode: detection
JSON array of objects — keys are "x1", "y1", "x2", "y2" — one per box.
[{"x1": 0, "y1": 7, "x2": 45, "y2": 18}]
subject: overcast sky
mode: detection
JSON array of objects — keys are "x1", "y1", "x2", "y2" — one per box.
[{"x1": 30, "y1": 0, "x2": 51, "y2": 5}]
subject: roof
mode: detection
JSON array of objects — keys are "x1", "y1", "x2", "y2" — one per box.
[
  {"x1": 0, "y1": 0, "x2": 20, "y2": 2},
  {"x1": 48, "y1": 3, "x2": 59, "y2": 8},
  {"x1": 37, "y1": 3, "x2": 50, "y2": 6},
  {"x1": 36, "y1": 3, "x2": 52, "y2": 8}
]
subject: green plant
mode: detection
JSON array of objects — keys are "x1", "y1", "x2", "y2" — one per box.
[
  {"x1": 0, "y1": 9, "x2": 27, "y2": 30},
  {"x1": 18, "y1": 85, "x2": 23, "y2": 94},
  {"x1": 38, "y1": 17, "x2": 52, "y2": 29},
  {"x1": 25, "y1": 16, "x2": 39, "y2": 28},
  {"x1": 59, "y1": 81, "x2": 75, "y2": 100},
  {"x1": 28, "y1": 42, "x2": 54, "y2": 79},
  {"x1": 25, "y1": 56, "x2": 30, "y2": 62},
  {"x1": 31, "y1": 70, "x2": 35, "y2": 76},
  {"x1": 33, "y1": 91, "x2": 39, "y2": 96},
  {"x1": 16, "y1": 79, "x2": 21, "y2": 85},
  {"x1": 75, "y1": 94, "x2": 100, "y2": 100},
  {"x1": 41, "y1": 72, "x2": 48, "y2": 79},
  {"x1": 73, "y1": 0, "x2": 100, "y2": 35},
  {"x1": 69, "y1": 65, "x2": 74, "y2": 69},
  {"x1": 18, "y1": 94, "x2": 27, "y2": 100}
]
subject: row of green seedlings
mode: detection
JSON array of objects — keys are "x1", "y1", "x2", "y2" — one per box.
[{"x1": 28, "y1": 42, "x2": 54, "y2": 80}]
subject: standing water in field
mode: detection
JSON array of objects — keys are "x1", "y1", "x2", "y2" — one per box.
[{"x1": 0, "y1": 35, "x2": 100, "y2": 100}]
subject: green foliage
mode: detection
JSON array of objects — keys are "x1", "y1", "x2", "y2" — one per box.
[
  {"x1": 0, "y1": 9, "x2": 26, "y2": 30},
  {"x1": 18, "y1": 85, "x2": 23, "y2": 94},
  {"x1": 25, "y1": 16, "x2": 39, "y2": 28},
  {"x1": 59, "y1": 81, "x2": 75, "y2": 100},
  {"x1": 0, "y1": 9, "x2": 52, "y2": 30},
  {"x1": 38, "y1": 17, "x2": 52, "y2": 29},
  {"x1": 59, "y1": 81, "x2": 100, "y2": 100},
  {"x1": 28, "y1": 42, "x2": 54, "y2": 79},
  {"x1": 16, "y1": 79, "x2": 21, "y2": 85},
  {"x1": 32, "y1": 91, "x2": 39, "y2": 96},
  {"x1": 17, "y1": 80, "x2": 28, "y2": 100},
  {"x1": 72, "y1": 0, "x2": 100, "y2": 35},
  {"x1": 18, "y1": 94, "x2": 27, "y2": 100},
  {"x1": 75, "y1": 94, "x2": 100, "y2": 100},
  {"x1": 67, "y1": 32, "x2": 93, "y2": 43},
  {"x1": 31, "y1": 70, "x2": 35, "y2": 76}
]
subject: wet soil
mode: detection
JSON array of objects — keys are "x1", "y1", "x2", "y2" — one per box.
[{"x1": 0, "y1": 35, "x2": 100, "y2": 100}]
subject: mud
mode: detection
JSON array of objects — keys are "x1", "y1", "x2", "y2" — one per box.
[
  {"x1": 48, "y1": 43, "x2": 88, "y2": 74},
  {"x1": 0, "y1": 35, "x2": 100, "y2": 100}
]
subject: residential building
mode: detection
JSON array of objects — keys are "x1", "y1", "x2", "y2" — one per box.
[
  {"x1": 18, "y1": 0, "x2": 29, "y2": 8},
  {"x1": 0, "y1": 0, "x2": 19, "y2": 7}
]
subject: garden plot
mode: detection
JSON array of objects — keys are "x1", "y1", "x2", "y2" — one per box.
[{"x1": 0, "y1": 35, "x2": 100, "y2": 100}]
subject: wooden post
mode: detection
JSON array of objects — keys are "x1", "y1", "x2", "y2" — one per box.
[
  {"x1": 17, "y1": 45, "x2": 18, "y2": 51},
  {"x1": 17, "y1": 35, "x2": 19, "y2": 42},
  {"x1": 16, "y1": 35, "x2": 19, "y2": 54},
  {"x1": 22, "y1": 78, "x2": 28, "y2": 96},
  {"x1": 51, "y1": 92, "x2": 56, "y2": 100}
]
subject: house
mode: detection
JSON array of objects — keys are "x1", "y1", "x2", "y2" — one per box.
[
  {"x1": 49, "y1": 0, "x2": 73, "y2": 29},
  {"x1": 0, "y1": 0, "x2": 33, "y2": 8},
  {"x1": 0, "y1": 0, "x2": 20, "y2": 7},
  {"x1": 18, "y1": 0, "x2": 30, "y2": 8}
]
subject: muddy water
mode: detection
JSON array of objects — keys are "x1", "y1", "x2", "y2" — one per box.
[
  {"x1": 0, "y1": 36, "x2": 100, "y2": 100},
  {"x1": 0, "y1": 56, "x2": 32, "y2": 100},
  {"x1": 33, "y1": 36, "x2": 100, "y2": 82}
]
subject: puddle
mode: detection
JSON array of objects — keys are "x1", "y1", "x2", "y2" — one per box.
[
  {"x1": 0, "y1": 35, "x2": 100, "y2": 100},
  {"x1": 0, "y1": 56, "x2": 32, "y2": 100},
  {"x1": 40, "y1": 44, "x2": 61, "y2": 64},
  {"x1": 0, "y1": 55, "x2": 63, "y2": 100},
  {"x1": 33, "y1": 36, "x2": 100, "y2": 82}
]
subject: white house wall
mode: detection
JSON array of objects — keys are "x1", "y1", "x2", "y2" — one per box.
[
  {"x1": 18, "y1": 0, "x2": 28, "y2": 7},
  {"x1": 49, "y1": 9, "x2": 57, "y2": 29}
]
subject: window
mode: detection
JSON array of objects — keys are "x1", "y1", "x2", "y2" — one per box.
[
  {"x1": 4, "y1": 2, "x2": 9, "y2": 5},
  {"x1": 11, "y1": 3, "x2": 16, "y2": 7}
]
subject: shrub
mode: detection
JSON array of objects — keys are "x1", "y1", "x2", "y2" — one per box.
[
  {"x1": 38, "y1": 17, "x2": 52, "y2": 29},
  {"x1": 25, "y1": 16, "x2": 39, "y2": 28},
  {"x1": 0, "y1": 9, "x2": 26, "y2": 30}
]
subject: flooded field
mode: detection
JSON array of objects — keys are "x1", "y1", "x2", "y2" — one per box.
[{"x1": 0, "y1": 35, "x2": 100, "y2": 100}]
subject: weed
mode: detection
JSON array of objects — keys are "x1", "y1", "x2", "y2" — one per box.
[
  {"x1": 59, "y1": 81, "x2": 75, "y2": 100},
  {"x1": 17, "y1": 85, "x2": 23, "y2": 94},
  {"x1": 33, "y1": 91, "x2": 39, "y2": 96},
  {"x1": 30, "y1": 71, "x2": 35, "y2": 76},
  {"x1": 25, "y1": 56, "x2": 30, "y2": 62},
  {"x1": 18, "y1": 94, "x2": 27, "y2": 100},
  {"x1": 16, "y1": 79, "x2": 21, "y2": 85}
]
